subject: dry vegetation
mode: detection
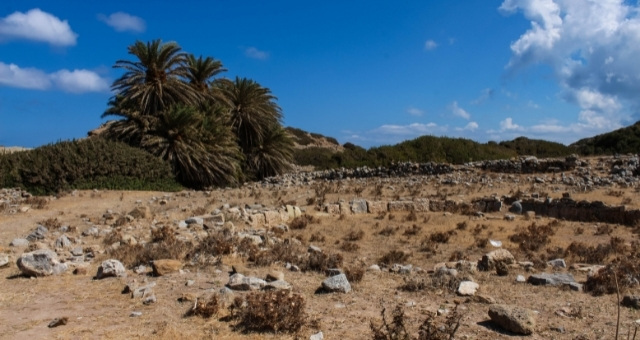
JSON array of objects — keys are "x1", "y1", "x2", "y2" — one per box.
[{"x1": 2, "y1": 156, "x2": 640, "y2": 339}]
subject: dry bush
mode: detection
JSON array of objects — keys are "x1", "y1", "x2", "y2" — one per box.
[
  {"x1": 388, "y1": 214, "x2": 396, "y2": 221},
  {"x1": 375, "y1": 211, "x2": 388, "y2": 220},
  {"x1": 103, "y1": 229, "x2": 123, "y2": 245},
  {"x1": 151, "y1": 225, "x2": 176, "y2": 243},
  {"x1": 474, "y1": 237, "x2": 488, "y2": 249},
  {"x1": 429, "y1": 230, "x2": 455, "y2": 244},
  {"x1": 584, "y1": 258, "x2": 640, "y2": 296},
  {"x1": 594, "y1": 224, "x2": 612, "y2": 236},
  {"x1": 403, "y1": 224, "x2": 421, "y2": 237},
  {"x1": 306, "y1": 197, "x2": 316, "y2": 206},
  {"x1": 419, "y1": 239, "x2": 438, "y2": 257},
  {"x1": 186, "y1": 295, "x2": 220, "y2": 318},
  {"x1": 370, "y1": 304, "x2": 410, "y2": 340},
  {"x1": 233, "y1": 291, "x2": 306, "y2": 333},
  {"x1": 399, "y1": 276, "x2": 427, "y2": 292},
  {"x1": 345, "y1": 229, "x2": 365, "y2": 241},
  {"x1": 456, "y1": 221, "x2": 468, "y2": 231},
  {"x1": 304, "y1": 251, "x2": 344, "y2": 272},
  {"x1": 403, "y1": 210, "x2": 417, "y2": 222},
  {"x1": 108, "y1": 226, "x2": 192, "y2": 267},
  {"x1": 250, "y1": 242, "x2": 305, "y2": 267},
  {"x1": 289, "y1": 214, "x2": 316, "y2": 230},
  {"x1": 509, "y1": 222, "x2": 555, "y2": 252},
  {"x1": 24, "y1": 196, "x2": 48, "y2": 209},
  {"x1": 309, "y1": 232, "x2": 325, "y2": 243},
  {"x1": 379, "y1": 226, "x2": 397, "y2": 236},
  {"x1": 379, "y1": 250, "x2": 410, "y2": 265},
  {"x1": 38, "y1": 217, "x2": 62, "y2": 230},
  {"x1": 448, "y1": 250, "x2": 466, "y2": 261},
  {"x1": 417, "y1": 305, "x2": 463, "y2": 340},
  {"x1": 566, "y1": 241, "x2": 612, "y2": 264},
  {"x1": 429, "y1": 268, "x2": 471, "y2": 293},
  {"x1": 192, "y1": 206, "x2": 208, "y2": 216},
  {"x1": 345, "y1": 266, "x2": 365, "y2": 283},
  {"x1": 341, "y1": 241, "x2": 360, "y2": 252},
  {"x1": 370, "y1": 304, "x2": 463, "y2": 340},
  {"x1": 188, "y1": 231, "x2": 236, "y2": 265},
  {"x1": 574, "y1": 226, "x2": 585, "y2": 235}
]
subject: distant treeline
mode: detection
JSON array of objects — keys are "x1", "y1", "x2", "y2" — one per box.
[
  {"x1": 294, "y1": 135, "x2": 575, "y2": 169},
  {"x1": 571, "y1": 121, "x2": 640, "y2": 155}
]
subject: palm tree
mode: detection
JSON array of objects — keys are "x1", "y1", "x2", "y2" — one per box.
[
  {"x1": 215, "y1": 77, "x2": 283, "y2": 153},
  {"x1": 141, "y1": 104, "x2": 241, "y2": 187},
  {"x1": 247, "y1": 124, "x2": 293, "y2": 179},
  {"x1": 185, "y1": 54, "x2": 226, "y2": 97},
  {"x1": 110, "y1": 39, "x2": 199, "y2": 116}
]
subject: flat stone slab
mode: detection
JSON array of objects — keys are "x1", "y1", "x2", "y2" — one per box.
[{"x1": 527, "y1": 273, "x2": 575, "y2": 286}]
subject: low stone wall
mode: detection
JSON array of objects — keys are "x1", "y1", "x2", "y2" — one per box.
[
  {"x1": 479, "y1": 155, "x2": 579, "y2": 174},
  {"x1": 519, "y1": 198, "x2": 640, "y2": 226}
]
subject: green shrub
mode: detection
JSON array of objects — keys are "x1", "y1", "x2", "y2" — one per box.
[{"x1": 0, "y1": 138, "x2": 182, "y2": 195}]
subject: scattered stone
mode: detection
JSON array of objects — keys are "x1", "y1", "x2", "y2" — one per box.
[
  {"x1": 131, "y1": 282, "x2": 156, "y2": 299},
  {"x1": 551, "y1": 326, "x2": 565, "y2": 333},
  {"x1": 0, "y1": 253, "x2": 9, "y2": 268},
  {"x1": 54, "y1": 235, "x2": 72, "y2": 249},
  {"x1": 26, "y1": 225, "x2": 48, "y2": 242},
  {"x1": 48, "y1": 317, "x2": 68, "y2": 328},
  {"x1": 152, "y1": 259, "x2": 183, "y2": 276},
  {"x1": 470, "y1": 294, "x2": 496, "y2": 304},
  {"x1": 308, "y1": 245, "x2": 322, "y2": 253},
  {"x1": 17, "y1": 249, "x2": 66, "y2": 277},
  {"x1": 10, "y1": 238, "x2": 29, "y2": 247},
  {"x1": 509, "y1": 201, "x2": 523, "y2": 214},
  {"x1": 326, "y1": 268, "x2": 342, "y2": 276},
  {"x1": 516, "y1": 275, "x2": 526, "y2": 283},
  {"x1": 186, "y1": 280, "x2": 195, "y2": 287},
  {"x1": 527, "y1": 273, "x2": 575, "y2": 286},
  {"x1": 321, "y1": 274, "x2": 351, "y2": 293},
  {"x1": 488, "y1": 304, "x2": 536, "y2": 335},
  {"x1": 479, "y1": 249, "x2": 515, "y2": 271},
  {"x1": 547, "y1": 258, "x2": 566, "y2": 268},
  {"x1": 368, "y1": 264, "x2": 381, "y2": 272},
  {"x1": 130, "y1": 311, "x2": 143, "y2": 317},
  {"x1": 82, "y1": 226, "x2": 99, "y2": 237},
  {"x1": 264, "y1": 280, "x2": 292, "y2": 291},
  {"x1": 70, "y1": 247, "x2": 83, "y2": 256},
  {"x1": 504, "y1": 214, "x2": 516, "y2": 221},
  {"x1": 457, "y1": 281, "x2": 479, "y2": 296},
  {"x1": 143, "y1": 295, "x2": 157, "y2": 305},
  {"x1": 227, "y1": 273, "x2": 266, "y2": 291},
  {"x1": 96, "y1": 259, "x2": 126, "y2": 279},
  {"x1": 310, "y1": 331, "x2": 324, "y2": 340},
  {"x1": 133, "y1": 265, "x2": 147, "y2": 274}
]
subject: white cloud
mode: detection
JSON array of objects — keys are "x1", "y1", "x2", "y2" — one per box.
[
  {"x1": 450, "y1": 101, "x2": 471, "y2": 119},
  {"x1": 500, "y1": 0, "x2": 640, "y2": 131},
  {"x1": 464, "y1": 122, "x2": 479, "y2": 131},
  {"x1": 0, "y1": 62, "x2": 50, "y2": 89},
  {"x1": 527, "y1": 100, "x2": 540, "y2": 109},
  {"x1": 50, "y1": 69, "x2": 109, "y2": 93},
  {"x1": 406, "y1": 107, "x2": 424, "y2": 116},
  {"x1": 373, "y1": 122, "x2": 442, "y2": 136},
  {"x1": 499, "y1": 117, "x2": 523, "y2": 131},
  {"x1": 0, "y1": 62, "x2": 109, "y2": 93},
  {"x1": 245, "y1": 47, "x2": 269, "y2": 60},
  {"x1": 424, "y1": 39, "x2": 438, "y2": 50},
  {"x1": 0, "y1": 8, "x2": 77, "y2": 46},
  {"x1": 98, "y1": 12, "x2": 145, "y2": 33}
]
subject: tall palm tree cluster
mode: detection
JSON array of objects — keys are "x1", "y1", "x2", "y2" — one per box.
[{"x1": 102, "y1": 39, "x2": 293, "y2": 188}]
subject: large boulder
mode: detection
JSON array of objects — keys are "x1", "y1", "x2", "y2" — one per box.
[
  {"x1": 26, "y1": 225, "x2": 48, "y2": 242},
  {"x1": 488, "y1": 304, "x2": 536, "y2": 335},
  {"x1": 17, "y1": 249, "x2": 67, "y2": 277},
  {"x1": 478, "y1": 249, "x2": 515, "y2": 271},
  {"x1": 321, "y1": 274, "x2": 351, "y2": 293},
  {"x1": 151, "y1": 259, "x2": 182, "y2": 276},
  {"x1": 227, "y1": 273, "x2": 266, "y2": 291},
  {"x1": 96, "y1": 259, "x2": 127, "y2": 279}
]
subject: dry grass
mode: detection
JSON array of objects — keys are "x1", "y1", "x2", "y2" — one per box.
[{"x1": 232, "y1": 291, "x2": 306, "y2": 333}]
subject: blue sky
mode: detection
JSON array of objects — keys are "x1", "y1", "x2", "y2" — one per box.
[{"x1": 1, "y1": 1, "x2": 639, "y2": 148}]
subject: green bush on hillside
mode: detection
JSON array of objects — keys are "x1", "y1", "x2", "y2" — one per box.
[{"x1": 0, "y1": 138, "x2": 182, "y2": 195}]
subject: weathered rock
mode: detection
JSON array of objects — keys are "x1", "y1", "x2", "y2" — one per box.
[
  {"x1": 527, "y1": 273, "x2": 575, "y2": 286},
  {"x1": 321, "y1": 274, "x2": 351, "y2": 293},
  {"x1": 479, "y1": 249, "x2": 515, "y2": 271},
  {"x1": 509, "y1": 201, "x2": 523, "y2": 214},
  {"x1": 388, "y1": 201, "x2": 415, "y2": 212},
  {"x1": 96, "y1": 259, "x2": 126, "y2": 279},
  {"x1": 547, "y1": 258, "x2": 566, "y2": 268},
  {"x1": 488, "y1": 304, "x2": 536, "y2": 335},
  {"x1": 504, "y1": 214, "x2": 516, "y2": 221},
  {"x1": 457, "y1": 281, "x2": 479, "y2": 296},
  {"x1": 10, "y1": 238, "x2": 29, "y2": 247},
  {"x1": 17, "y1": 249, "x2": 66, "y2": 277},
  {"x1": 324, "y1": 204, "x2": 340, "y2": 214},
  {"x1": 310, "y1": 331, "x2": 324, "y2": 340},
  {"x1": 366, "y1": 201, "x2": 387, "y2": 214},
  {"x1": 237, "y1": 232, "x2": 263, "y2": 245},
  {"x1": 185, "y1": 217, "x2": 204, "y2": 225},
  {"x1": 263, "y1": 211, "x2": 282, "y2": 226},
  {"x1": 227, "y1": 273, "x2": 266, "y2": 291},
  {"x1": 350, "y1": 199, "x2": 367, "y2": 214},
  {"x1": 152, "y1": 259, "x2": 183, "y2": 276},
  {"x1": 0, "y1": 253, "x2": 9, "y2": 268},
  {"x1": 131, "y1": 282, "x2": 157, "y2": 299},
  {"x1": 308, "y1": 245, "x2": 322, "y2": 253},
  {"x1": 48, "y1": 317, "x2": 68, "y2": 328},
  {"x1": 26, "y1": 225, "x2": 48, "y2": 242},
  {"x1": 264, "y1": 280, "x2": 292, "y2": 291},
  {"x1": 54, "y1": 235, "x2": 72, "y2": 249},
  {"x1": 368, "y1": 264, "x2": 381, "y2": 272}
]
